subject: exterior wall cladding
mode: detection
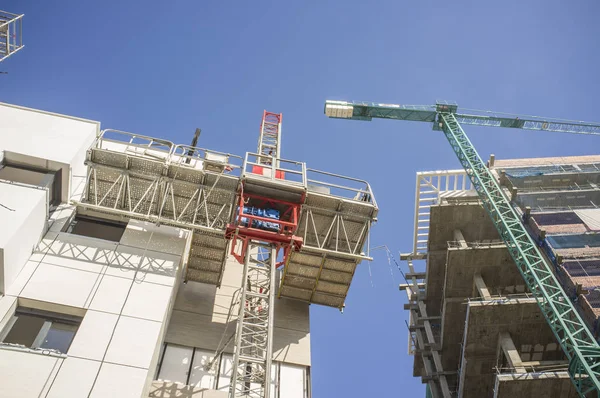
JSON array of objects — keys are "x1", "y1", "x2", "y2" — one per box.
[
  {"x1": 0, "y1": 103, "x2": 310, "y2": 398},
  {"x1": 405, "y1": 155, "x2": 600, "y2": 398}
]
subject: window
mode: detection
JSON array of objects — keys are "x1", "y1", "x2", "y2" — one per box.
[
  {"x1": 65, "y1": 215, "x2": 126, "y2": 242},
  {"x1": 156, "y1": 343, "x2": 309, "y2": 397},
  {"x1": 0, "y1": 308, "x2": 82, "y2": 354}
]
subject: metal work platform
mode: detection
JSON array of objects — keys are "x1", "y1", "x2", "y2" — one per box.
[
  {"x1": 78, "y1": 129, "x2": 241, "y2": 285},
  {"x1": 0, "y1": 10, "x2": 23, "y2": 62},
  {"x1": 279, "y1": 169, "x2": 378, "y2": 308},
  {"x1": 77, "y1": 130, "x2": 377, "y2": 305}
]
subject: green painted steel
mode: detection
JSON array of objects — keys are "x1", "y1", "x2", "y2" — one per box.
[
  {"x1": 425, "y1": 384, "x2": 433, "y2": 398},
  {"x1": 325, "y1": 100, "x2": 600, "y2": 136},
  {"x1": 324, "y1": 100, "x2": 600, "y2": 397},
  {"x1": 439, "y1": 112, "x2": 600, "y2": 397}
]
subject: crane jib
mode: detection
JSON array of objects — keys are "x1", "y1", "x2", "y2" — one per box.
[{"x1": 324, "y1": 100, "x2": 600, "y2": 136}]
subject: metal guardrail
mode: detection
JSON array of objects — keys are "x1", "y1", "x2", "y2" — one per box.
[
  {"x1": 242, "y1": 152, "x2": 306, "y2": 187},
  {"x1": 95, "y1": 129, "x2": 173, "y2": 158},
  {"x1": 306, "y1": 168, "x2": 377, "y2": 206},
  {"x1": 92, "y1": 129, "x2": 243, "y2": 173},
  {"x1": 446, "y1": 239, "x2": 505, "y2": 249},
  {"x1": 172, "y1": 144, "x2": 243, "y2": 176}
]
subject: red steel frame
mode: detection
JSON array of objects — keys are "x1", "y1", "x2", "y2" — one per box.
[{"x1": 226, "y1": 183, "x2": 303, "y2": 265}]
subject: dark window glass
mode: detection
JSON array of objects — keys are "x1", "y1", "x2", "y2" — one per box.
[
  {"x1": 2, "y1": 314, "x2": 45, "y2": 347},
  {"x1": 66, "y1": 216, "x2": 126, "y2": 242},
  {"x1": 40, "y1": 322, "x2": 78, "y2": 353},
  {"x1": 1, "y1": 309, "x2": 81, "y2": 354}
]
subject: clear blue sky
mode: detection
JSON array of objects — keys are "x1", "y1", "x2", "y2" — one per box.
[{"x1": 2, "y1": 1, "x2": 600, "y2": 396}]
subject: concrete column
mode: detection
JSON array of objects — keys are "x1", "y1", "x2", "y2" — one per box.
[
  {"x1": 453, "y1": 229, "x2": 468, "y2": 249},
  {"x1": 473, "y1": 273, "x2": 492, "y2": 300},
  {"x1": 498, "y1": 331, "x2": 526, "y2": 373},
  {"x1": 416, "y1": 301, "x2": 451, "y2": 398}
]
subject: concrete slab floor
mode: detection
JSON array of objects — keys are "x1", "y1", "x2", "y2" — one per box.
[
  {"x1": 428, "y1": 201, "x2": 499, "y2": 252},
  {"x1": 444, "y1": 245, "x2": 526, "y2": 300},
  {"x1": 494, "y1": 372, "x2": 577, "y2": 398},
  {"x1": 460, "y1": 298, "x2": 565, "y2": 398}
]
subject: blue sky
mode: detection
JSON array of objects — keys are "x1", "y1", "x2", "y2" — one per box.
[{"x1": 2, "y1": 1, "x2": 599, "y2": 396}]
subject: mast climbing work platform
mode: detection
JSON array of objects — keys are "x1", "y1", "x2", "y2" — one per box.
[
  {"x1": 78, "y1": 129, "x2": 241, "y2": 285},
  {"x1": 76, "y1": 110, "x2": 378, "y2": 398},
  {"x1": 0, "y1": 10, "x2": 23, "y2": 62}
]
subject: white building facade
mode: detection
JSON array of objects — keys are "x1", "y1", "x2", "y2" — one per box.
[{"x1": 0, "y1": 103, "x2": 312, "y2": 398}]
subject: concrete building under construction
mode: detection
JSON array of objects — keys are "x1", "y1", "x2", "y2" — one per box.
[
  {"x1": 0, "y1": 102, "x2": 377, "y2": 397},
  {"x1": 403, "y1": 155, "x2": 600, "y2": 398}
]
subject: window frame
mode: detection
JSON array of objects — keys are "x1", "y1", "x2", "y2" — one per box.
[
  {"x1": 155, "y1": 342, "x2": 310, "y2": 397},
  {"x1": 0, "y1": 307, "x2": 82, "y2": 354}
]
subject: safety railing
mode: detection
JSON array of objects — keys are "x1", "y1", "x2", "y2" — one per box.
[
  {"x1": 0, "y1": 11, "x2": 24, "y2": 62},
  {"x1": 171, "y1": 144, "x2": 243, "y2": 176},
  {"x1": 446, "y1": 239, "x2": 505, "y2": 249},
  {"x1": 242, "y1": 152, "x2": 306, "y2": 188},
  {"x1": 91, "y1": 129, "x2": 248, "y2": 175},
  {"x1": 467, "y1": 292, "x2": 537, "y2": 303},
  {"x1": 518, "y1": 183, "x2": 600, "y2": 193},
  {"x1": 411, "y1": 170, "x2": 474, "y2": 255},
  {"x1": 94, "y1": 129, "x2": 174, "y2": 161},
  {"x1": 306, "y1": 168, "x2": 377, "y2": 207}
]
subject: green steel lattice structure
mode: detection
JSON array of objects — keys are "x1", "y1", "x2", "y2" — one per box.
[{"x1": 324, "y1": 100, "x2": 600, "y2": 397}]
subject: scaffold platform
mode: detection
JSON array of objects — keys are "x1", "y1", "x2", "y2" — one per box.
[
  {"x1": 78, "y1": 130, "x2": 241, "y2": 285},
  {"x1": 280, "y1": 170, "x2": 378, "y2": 308},
  {"x1": 77, "y1": 130, "x2": 378, "y2": 307}
]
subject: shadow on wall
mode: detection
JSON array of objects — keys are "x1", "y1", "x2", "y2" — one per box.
[
  {"x1": 149, "y1": 381, "x2": 225, "y2": 398},
  {"x1": 36, "y1": 231, "x2": 181, "y2": 281},
  {"x1": 165, "y1": 280, "x2": 309, "y2": 362}
]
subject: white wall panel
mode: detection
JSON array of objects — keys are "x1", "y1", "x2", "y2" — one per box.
[
  {"x1": 46, "y1": 357, "x2": 101, "y2": 398},
  {"x1": 5, "y1": 260, "x2": 39, "y2": 296},
  {"x1": 20, "y1": 262, "x2": 99, "y2": 308},
  {"x1": 89, "y1": 362, "x2": 148, "y2": 398},
  {"x1": 104, "y1": 315, "x2": 162, "y2": 369},
  {"x1": 88, "y1": 275, "x2": 132, "y2": 314},
  {"x1": 0, "y1": 103, "x2": 98, "y2": 177},
  {"x1": 68, "y1": 310, "x2": 118, "y2": 361},
  {"x1": 0, "y1": 349, "x2": 61, "y2": 398},
  {"x1": 122, "y1": 281, "x2": 173, "y2": 322},
  {"x1": 0, "y1": 183, "x2": 47, "y2": 294}
]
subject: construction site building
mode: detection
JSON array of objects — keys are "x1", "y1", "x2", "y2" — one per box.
[
  {"x1": 0, "y1": 102, "x2": 377, "y2": 398},
  {"x1": 404, "y1": 154, "x2": 600, "y2": 398}
]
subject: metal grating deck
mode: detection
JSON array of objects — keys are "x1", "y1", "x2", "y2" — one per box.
[
  {"x1": 78, "y1": 130, "x2": 242, "y2": 286},
  {"x1": 278, "y1": 175, "x2": 378, "y2": 309}
]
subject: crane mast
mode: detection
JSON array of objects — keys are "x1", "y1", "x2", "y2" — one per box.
[{"x1": 324, "y1": 100, "x2": 600, "y2": 397}]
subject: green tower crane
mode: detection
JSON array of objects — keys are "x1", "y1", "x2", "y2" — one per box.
[{"x1": 324, "y1": 99, "x2": 600, "y2": 397}]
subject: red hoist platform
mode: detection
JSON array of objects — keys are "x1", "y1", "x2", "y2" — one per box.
[{"x1": 225, "y1": 110, "x2": 304, "y2": 265}]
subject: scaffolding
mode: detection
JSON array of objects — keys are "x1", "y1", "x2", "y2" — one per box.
[
  {"x1": 77, "y1": 111, "x2": 378, "y2": 398},
  {"x1": 0, "y1": 10, "x2": 23, "y2": 62}
]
